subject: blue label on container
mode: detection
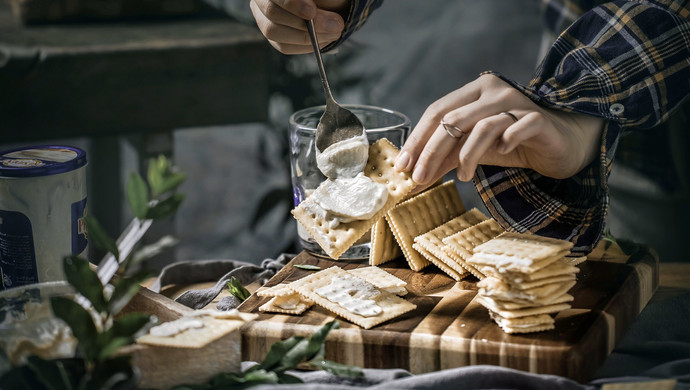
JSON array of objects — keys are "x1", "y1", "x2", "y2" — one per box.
[
  {"x1": 71, "y1": 198, "x2": 88, "y2": 256},
  {"x1": 0, "y1": 210, "x2": 38, "y2": 289}
]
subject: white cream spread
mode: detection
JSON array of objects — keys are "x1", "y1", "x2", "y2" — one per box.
[
  {"x1": 315, "y1": 275, "x2": 382, "y2": 317},
  {"x1": 0, "y1": 297, "x2": 77, "y2": 369},
  {"x1": 149, "y1": 317, "x2": 204, "y2": 337},
  {"x1": 316, "y1": 134, "x2": 369, "y2": 179},
  {"x1": 272, "y1": 295, "x2": 302, "y2": 310},
  {"x1": 311, "y1": 132, "x2": 388, "y2": 228},
  {"x1": 311, "y1": 172, "x2": 388, "y2": 228}
]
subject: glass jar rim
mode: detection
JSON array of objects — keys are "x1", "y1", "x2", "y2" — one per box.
[{"x1": 289, "y1": 104, "x2": 410, "y2": 134}]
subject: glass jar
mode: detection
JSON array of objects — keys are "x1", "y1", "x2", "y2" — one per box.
[{"x1": 289, "y1": 105, "x2": 410, "y2": 259}]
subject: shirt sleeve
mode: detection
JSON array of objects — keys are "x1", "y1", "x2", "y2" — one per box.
[
  {"x1": 475, "y1": 0, "x2": 690, "y2": 254},
  {"x1": 322, "y1": 0, "x2": 384, "y2": 52}
]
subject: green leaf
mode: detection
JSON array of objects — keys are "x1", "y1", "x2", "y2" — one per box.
[
  {"x1": 85, "y1": 216, "x2": 119, "y2": 260},
  {"x1": 51, "y1": 297, "x2": 100, "y2": 362},
  {"x1": 305, "y1": 320, "x2": 339, "y2": 361},
  {"x1": 108, "y1": 270, "x2": 154, "y2": 315},
  {"x1": 1, "y1": 364, "x2": 45, "y2": 389},
  {"x1": 294, "y1": 264, "x2": 320, "y2": 271},
  {"x1": 241, "y1": 369, "x2": 280, "y2": 384},
  {"x1": 226, "y1": 277, "x2": 251, "y2": 302},
  {"x1": 253, "y1": 336, "x2": 303, "y2": 372},
  {"x1": 276, "y1": 338, "x2": 312, "y2": 371},
  {"x1": 146, "y1": 193, "x2": 185, "y2": 220},
  {"x1": 126, "y1": 172, "x2": 150, "y2": 220},
  {"x1": 63, "y1": 256, "x2": 106, "y2": 313},
  {"x1": 155, "y1": 172, "x2": 187, "y2": 198},
  {"x1": 130, "y1": 235, "x2": 179, "y2": 267},
  {"x1": 308, "y1": 359, "x2": 364, "y2": 378},
  {"x1": 26, "y1": 356, "x2": 74, "y2": 390},
  {"x1": 99, "y1": 313, "x2": 152, "y2": 360},
  {"x1": 147, "y1": 157, "x2": 165, "y2": 198},
  {"x1": 148, "y1": 155, "x2": 186, "y2": 198}
]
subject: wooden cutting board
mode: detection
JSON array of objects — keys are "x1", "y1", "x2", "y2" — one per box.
[{"x1": 238, "y1": 245, "x2": 658, "y2": 383}]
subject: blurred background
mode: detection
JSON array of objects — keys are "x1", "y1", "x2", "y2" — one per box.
[{"x1": 0, "y1": 0, "x2": 543, "y2": 269}]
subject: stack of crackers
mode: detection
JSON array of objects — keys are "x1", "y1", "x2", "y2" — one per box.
[
  {"x1": 256, "y1": 266, "x2": 416, "y2": 330},
  {"x1": 466, "y1": 233, "x2": 580, "y2": 334},
  {"x1": 371, "y1": 177, "x2": 507, "y2": 282}
]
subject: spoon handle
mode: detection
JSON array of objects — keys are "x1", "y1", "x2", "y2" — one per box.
[{"x1": 305, "y1": 19, "x2": 335, "y2": 104}]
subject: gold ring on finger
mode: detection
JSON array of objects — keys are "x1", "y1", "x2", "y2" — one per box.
[
  {"x1": 500, "y1": 111, "x2": 519, "y2": 123},
  {"x1": 441, "y1": 119, "x2": 465, "y2": 139}
]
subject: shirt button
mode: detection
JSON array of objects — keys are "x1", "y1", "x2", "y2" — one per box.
[{"x1": 609, "y1": 103, "x2": 624, "y2": 116}]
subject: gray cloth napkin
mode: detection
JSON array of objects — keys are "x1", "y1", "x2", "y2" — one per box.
[{"x1": 149, "y1": 253, "x2": 295, "y2": 309}]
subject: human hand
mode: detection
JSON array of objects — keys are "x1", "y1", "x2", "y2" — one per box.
[
  {"x1": 249, "y1": 0, "x2": 349, "y2": 54},
  {"x1": 395, "y1": 73, "x2": 605, "y2": 191}
]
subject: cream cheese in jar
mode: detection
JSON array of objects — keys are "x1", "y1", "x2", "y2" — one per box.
[{"x1": 0, "y1": 146, "x2": 88, "y2": 289}]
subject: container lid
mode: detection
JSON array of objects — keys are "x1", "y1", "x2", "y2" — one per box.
[{"x1": 0, "y1": 145, "x2": 87, "y2": 178}]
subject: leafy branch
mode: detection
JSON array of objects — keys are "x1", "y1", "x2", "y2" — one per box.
[{"x1": 0, "y1": 155, "x2": 186, "y2": 390}]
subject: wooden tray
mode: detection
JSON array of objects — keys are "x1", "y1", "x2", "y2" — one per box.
[{"x1": 238, "y1": 246, "x2": 658, "y2": 383}]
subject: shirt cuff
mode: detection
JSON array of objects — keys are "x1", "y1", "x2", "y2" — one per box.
[{"x1": 322, "y1": 0, "x2": 383, "y2": 52}]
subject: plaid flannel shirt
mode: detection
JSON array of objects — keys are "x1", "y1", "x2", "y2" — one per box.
[{"x1": 334, "y1": 0, "x2": 690, "y2": 254}]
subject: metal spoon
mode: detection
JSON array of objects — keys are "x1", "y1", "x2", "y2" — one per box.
[{"x1": 305, "y1": 19, "x2": 364, "y2": 154}]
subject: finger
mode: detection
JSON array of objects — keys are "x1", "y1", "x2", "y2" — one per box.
[
  {"x1": 252, "y1": 3, "x2": 340, "y2": 44},
  {"x1": 456, "y1": 113, "x2": 515, "y2": 181},
  {"x1": 497, "y1": 112, "x2": 546, "y2": 153},
  {"x1": 412, "y1": 99, "x2": 504, "y2": 182},
  {"x1": 410, "y1": 122, "x2": 463, "y2": 185},
  {"x1": 257, "y1": 0, "x2": 317, "y2": 20},
  {"x1": 395, "y1": 83, "x2": 481, "y2": 172}
]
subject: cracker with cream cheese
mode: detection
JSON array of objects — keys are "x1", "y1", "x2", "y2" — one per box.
[
  {"x1": 292, "y1": 139, "x2": 415, "y2": 259},
  {"x1": 288, "y1": 266, "x2": 416, "y2": 329}
]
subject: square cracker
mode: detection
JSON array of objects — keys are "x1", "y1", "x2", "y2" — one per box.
[
  {"x1": 256, "y1": 283, "x2": 300, "y2": 298},
  {"x1": 480, "y1": 260, "x2": 579, "y2": 284},
  {"x1": 484, "y1": 293, "x2": 574, "y2": 311},
  {"x1": 412, "y1": 208, "x2": 489, "y2": 280},
  {"x1": 370, "y1": 180, "x2": 444, "y2": 266},
  {"x1": 472, "y1": 232, "x2": 574, "y2": 264},
  {"x1": 441, "y1": 218, "x2": 505, "y2": 279},
  {"x1": 476, "y1": 295, "x2": 571, "y2": 319},
  {"x1": 413, "y1": 242, "x2": 467, "y2": 281},
  {"x1": 292, "y1": 139, "x2": 415, "y2": 259},
  {"x1": 259, "y1": 296, "x2": 313, "y2": 315},
  {"x1": 500, "y1": 323, "x2": 555, "y2": 334},
  {"x1": 370, "y1": 217, "x2": 403, "y2": 266},
  {"x1": 470, "y1": 250, "x2": 569, "y2": 274},
  {"x1": 288, "y1": 266, "x2": 417, "y2": 329},
  {"x1": 137, "y1": 316, "x2": 245, "y2": 348},
  {"x1": 386, "y1": 180, "x2": 466, "y2": 271},
  {"x1": 489, "y1": 312, "x2": 555, "y2": 334},
  {"x1": 477, "y1": 277, "x2": 576, "y2": 302}
]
